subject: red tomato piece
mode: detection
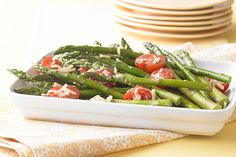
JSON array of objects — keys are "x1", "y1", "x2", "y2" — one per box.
[
  {"x1": 135, "y1": 54, "x2": 166, "y2": 73},
  {"x1": 44, "y1": 84, "x2": 80, "y2": 99},
  {"x1": 95, "y1": 68, "x2": 114, "y2": 76},
  {"x1": 40, "y1": 55, "x2": 60, "y2": 68},
  {"x1": 79, "y1": 67, "x2": 91, "y2": 74},
  {"x1": 123, "y1": 86, "x2": 153, "y2": 100},
  {"x1": 207, "y1": 78, "x2": 229, "y2": 94},
  {"x1": 150, "y1": 68, "x2": 174, "y2": 79}
]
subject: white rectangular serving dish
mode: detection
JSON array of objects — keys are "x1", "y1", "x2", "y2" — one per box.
[{"x1": 9, "y1": 59, "x2": 236, "y2": 136}]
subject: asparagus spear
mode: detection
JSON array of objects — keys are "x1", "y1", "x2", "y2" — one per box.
[
  {"x1": 121, "y1": 37, "x2": 132, "y2": 50},
  {"x1": 112, "y1": 99, "x2": 173, "y2": 107},
  {"x1": 173, "y1": 50, "x2": 210, "y2": 98},
  {"x1": 144, "y1": 42, "x2": 221, "y2": 110},
  {"x1": 174, "y1": 50, "x2": 229, "y2": 107},
  {"x1": 179, "y1": 96, "x2": 200, "y2": 109},
  {"x1": 84, "y1": 71, "x2": 183, "y2": 105},
  {"x1": 34, "y1": 65, "x2": 123, "y2": 99},
  {"x1": 198, "y1": 77, "x2": 229, "y2": 107},
  {"x1": 80, "y1": 87, "x2": 130, "y2": 99},
  {"x1": 54, "y1": 45, "x2": 142, "y2": 59},
  {"x1": 8, "y1": 69, "x2": 53, "y2": 87},
  {"x1": 14, "y1": 86, "x2": 51, "y2": 95},
  {"x1": 94, "y1": 41, "x2": 102, "y2": 47},
  {"x1": 151, "y1": 86, "x2": 182, "y2": 105},
  {"x1": 60, "y1": 51, "x2": 135, "y2": 67},
  {"x1": 88, "y1": 57, "x2": 149, "y2": 77},
  {"x1": 85, "y1": 72, "x2": 212, "y2": 91},
  {"x1": 185, "y1": 66, "x2": 231, "y2": 83},
  {"x1": 9, "y1": 69, "x2": 34, "y2": 82},
  {"x1": 168, "y1": 51, "x2": 231, "y2": 83}
]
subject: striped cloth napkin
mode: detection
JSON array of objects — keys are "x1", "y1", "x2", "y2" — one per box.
[{"x1": 1, "y1": 43, "x2": 236, "y2": 157}]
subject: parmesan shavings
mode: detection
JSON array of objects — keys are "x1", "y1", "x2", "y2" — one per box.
[
  {"x1": 214, "y1": 80, "x2": 225, "y2": 90},
  {"x1": 90, "y1": 95, "x2": 113, "y2": 102},
  {"x1": 50, "y1": 55, "x2": 59, "y2": 67},
  {"x1": 151, "y1": 68, "x2": 164, "y2": 79},
  {"x1": 99, "y1": 54, "x2": 111, "y2": 58},
  {"x1": 133, "y1": 87, "x2": 141, "y2": 100},
  {"x1": 152, "y1": 55, "x2": 160, "y2": 64},
  {"x1": 151, "y1": 89, "x2": 156, "y2": 100},
  {"x1": 113, "y1": 67, "x2": 118, "y2": 75},
  {"x1": 117, "y1": 47, "x2": 121, "y2": 55},
  {"x1": 135, "y1": 58, "x2": 147, "y2": 64},
  {"x1": 102, "y1": 69, "x2": 111, "y2": 76},
  {"x1": 53, "y1": 65, "x2": 76, "y2": 73},
  {"x1": 43, "y1": 84, "x2": 76, "y2": 97},
  {"x1": 116, "y1": 58, "x2": 121, "y2": 62}
]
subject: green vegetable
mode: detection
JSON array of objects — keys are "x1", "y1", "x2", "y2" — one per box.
[
  {"x1": 173, "y1": 50, "x2": 210, "y2": 98},
  {"x1": 112, "y1": 99, "x2": 173, "y2": 107},
  {"x1": 121, "y1": 37, "x2": 132, "y2": 50},
  {"x1": 85, "y1": 72, "x2": 212, "y2": 91},
  {"x1": 175, "y1": 50, "x2": 229, "y2": 107},
  {"x1": 185, "y1": 66, "x2": 231, "y2": 83},
  {"x1": 144, "y1": 42, "x2": 221, "y2": 110},
  {"x1": 87, "y1": 57, "x2": 149, "y2": 77},
  {"x1": 34, "y1": 65, "x2": 123, "y2": 99},
  {"x1": 80, "y1": 87, "x2": 130, "y2": 99},
  {"x1": 152, "y1": 86, "x2": 182, "y2": 106},
  {"x1": 54, "y1": 45, "x2": 142, "y2": 59}
]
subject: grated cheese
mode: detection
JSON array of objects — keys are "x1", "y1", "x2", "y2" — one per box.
[
  {"x1": 151, "y1": 68, "x2": 164, "y2": 79},
  {"x1": 115, "y1": 58, "x2": 121, "y2": 62},
  {"x1": 43, "y1": 84, "x2": 76, "y2": 97},
  {"x1": 117, "y1": 47, "x2": 121, "y2": 55},
  {"x1": 135, "y1": 58, "x2": 147, "y2": 64},
  {"x1": 50, "y1": 55, "x2": 59, "y2": 67},
  {"x1": 151, "y1": 89, "x2": 156, "y2": 100},
  {"x1": 54, "y1": 65, "x2": 76, "y2": 73},
  {"x1": 113, "y1": 67, "x2": 118, "y2": 75},
  {"x1": 99, "y1": 54, "x2": 111, "y2": 58},
  {"x1": 214, "y1": 80, "x2": 225, "y2": 90},
  {"x1": 90, "y1": 95, "x2": 113, "y2": 102},
  {"x1": 87, "y1": 68, "x2": 96, "y2": 72},
  {"x1": 102, "y1": 69, "x2": 111, "y2": 76},
  {"x1": 133, "y1": 87, "x2": 141, "y2": 100},
  {"x1": 152, "y1": 55, "x2": 160, "y2": 64}
]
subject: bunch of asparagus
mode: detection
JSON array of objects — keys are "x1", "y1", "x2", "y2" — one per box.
[{"x1": 9, "y1": 39, "x2": 232, "y2": 110}]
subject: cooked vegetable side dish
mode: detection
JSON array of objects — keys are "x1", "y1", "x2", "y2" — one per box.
[{"x1": 9, "y1": 39, "x2": 232, "y2": 110}]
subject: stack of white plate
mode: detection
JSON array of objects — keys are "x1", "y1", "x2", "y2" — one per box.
[{"x1": 114, "y1": 0, "x2": 233, "y2": 39}]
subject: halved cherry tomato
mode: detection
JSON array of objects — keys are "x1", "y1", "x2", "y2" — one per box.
[
  {"x1": 135, "y1": 54, "x2": 166, "y2": 73},
  {"x1": 40, "y1": 55, "x2": 60, "y2": 68},
  {"x1": 150, "y1": 68, "x2": 174, "y2": 79},
  {"x1": 44, "y1": 84, "x2": 80, "y2": 99},
  {"x1": 123, "y1": 86, "x2": 152, "y2": 100},
  {"x1": 207, "y1": 78, "x2": 229, "y2": 94},
  {"x1": 79, "y1": 67, "x2": 91, "y2": 74}
]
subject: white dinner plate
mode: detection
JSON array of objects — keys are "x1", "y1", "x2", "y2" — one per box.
[
  {"x1": 116, "y1": 23, "x2": 232, "y2": 39},
  {"x1": 114, "y1": 0, "x2": 232, "y2": 16},
  {"x1": 115, "y1": 13, "x2": 232, "y2": 26},
  {"x1": 114, "y1": 6, "x2": 232, "y2": 21},
  {"x1": 119, "y1": 0, "x2": 232, "y2": 11},
  {"x1": 115, "y1": 16, "x2": 232, "y2": 32}
]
